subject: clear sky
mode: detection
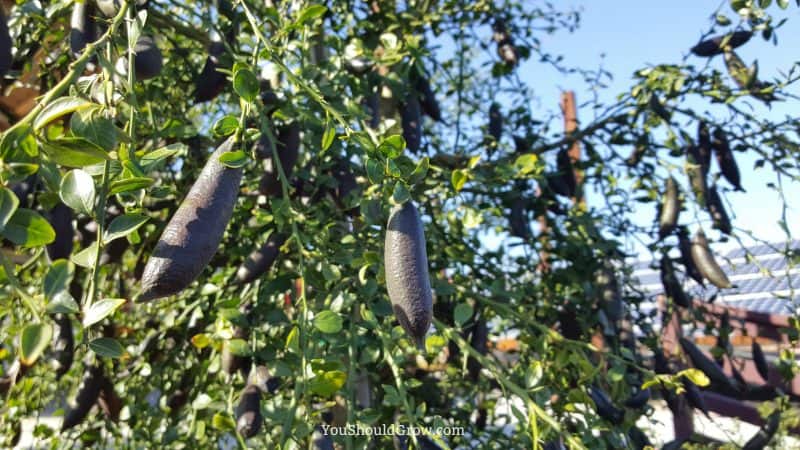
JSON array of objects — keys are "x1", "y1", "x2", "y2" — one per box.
[{"x1": 512, "y1": 0, "x2": 800, "y2": 256}]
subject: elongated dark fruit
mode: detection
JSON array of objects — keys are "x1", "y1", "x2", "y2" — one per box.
[
  {"x1": 236, "y1": 233, "x2": 286, "y2": 284},
  {"x1": 312, "y1": 425, "x2": 335, "y2": 450},
  {"x1": 660, "y1": 255, "x2": 690, "y2": 308},
  {"x1": 139, "y1": 137, "x2": 243, "y2": 301},
  {"x1": 690, "y1": 30, "x2": 752, "y2": 57},
  {"x1": 508, "y1": 196, "x2": 529, "y2": 239},
  {"x1": 195, "y1": 40, "x2": 227, "y2": 103},
  {"x1": 333, "y1": 162, "x2": 358, "y2": 213},
  {"x1": 47, "y1": 203, "x2": 74, "y2": 261},
  {"x1": 401, "y1": 94, "x2": 422, "y2": 153},
  {"x1": 52, "y1": 314, "x2": 74, "y2": 380},
  {"x1": 696, "y1": 121, "x2": 712, "y2": 175},
  {"x1": 682, "y1": 378, "x2": 709, "y2": 417},
  {"x1": 711, "y1": 127, "x2": 743, "y2": 191},
  {"x1": 133, "y1": 35, "x2": 162, "y2": 80},
  {"x1": 686, "y1": 145, "x2": 709, "y2": 205},
  {"x1": 70, "y1": 1, "x2": 96, "y2": 58},
  {"x1": 679, "y1": 337, "x2": 737, "y2": 392},
  {"x1": 752, "y1": 341, "x2": 769, "y2": 382},
  {"x1": 628, "y1": 426, "x2": 652, "y2": 450},
  {"x1": 488, "y1": 102, "x2": 502, "y2": 142},
  {"x1": 492, "y1": 20, "x2": 519, "y2": 67},
  {"x1": 743, "y1": 411, "x2": 780, "y2": 450},
  {"x1": 414, "y1": 74, "x2": 441, "y2": 122},
  {"x1": 0, "y1": 10, "x2": 11, "y2": 76},
  {"x1": 235, "y1": 384, "x2": 262, "y2": 439},
  {"x1": 658, "y1": 176, "x2": 680, "y2": 239},
  {"x1": 384, "y1": 201, "x2": 433, "y2": 348},
  {"x1": 543, "y1": 438, "x2": 566, "y2": 450},
  {"x1": 467, "y1": 318, "x2": 488, "y2": 382},
  {"x1": 259, "y1": 123, "x2": 301, "y2": 196},
  {"x1": 690, "y1": 229, "x2": 732, "y2": 289},
  {"x1": 97, "y1": 373, "x2": 121, "y2": 421},
  {"x1": 588, "y1": 386, "x2": 624, "y2": 425},
  {"x1": 345, "y1": 56, "x2": 372, "y2": 75},
  {"x1": 557, "y1": 148, "x2": 577, "y2": 198},
  {"x1": 678, "y1": 226, "x2": 704, "y2": 286},
  {"x1": 62, "y1": 365, "x2": 103, "y2": 430},
  {"x1": 624, "y1": 388, "x2": 651, "y2": 409},
  {"x1": 706, "y1": 186, "x2": 732, "y2": 235}
]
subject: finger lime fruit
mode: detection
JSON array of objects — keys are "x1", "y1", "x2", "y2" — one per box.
[
  {"x1": 690, "y1": 229, "x2": 732, "y2": 288},
  {"x1": 711, "y1": 128, "x2": 743, "y2": 191},
  {"x1": 139, "y1": 136, "x2": 243, "y2": 301},
  {"x1": 47, "y1": 203, "x2": 74, "y2": 261},
  {"x1": 384, "y1": 201, "x2": 433, "y2": 348},
  {"x1": 62, "y1": 365, "x2": 103, "y2": 430},
  {"x1": 657, "y1": 176, "x2": 680, "y2": 240},
  {"x1": 236, "y1": 232, "x2": 286, "y2": 284},
  {"x1": 258, "y1": 123, "x2": 301, "y2": 196},
  {"x1": 235, "y1": 384, "x2": 262, "y2": 439},
  {"x1": 690, "y1": 30, "x2": 752, "y2": 57}
]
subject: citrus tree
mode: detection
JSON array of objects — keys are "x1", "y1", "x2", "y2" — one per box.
[{"x1": 0, "y1": 0, "x2": 799, "y2": 448}]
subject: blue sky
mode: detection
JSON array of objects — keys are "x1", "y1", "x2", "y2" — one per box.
[{"x1": 509, "y1": 1, "x2": 800, "y2": 255}]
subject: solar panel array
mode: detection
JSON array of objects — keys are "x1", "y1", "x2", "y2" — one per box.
[{"x1": 629, "y1": 240, "x2": 800, "y2": 315}]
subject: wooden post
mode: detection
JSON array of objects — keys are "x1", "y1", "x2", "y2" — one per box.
[{"x1": 560, "y1": 91, "x2": 584, "y2": 205}]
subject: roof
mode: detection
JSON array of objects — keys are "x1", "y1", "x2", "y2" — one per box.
[{"x1": 629, "y1": 240, "x2": 800, "y2": 315}]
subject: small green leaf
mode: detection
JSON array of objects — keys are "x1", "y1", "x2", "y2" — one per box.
[
  {"x1": 140, "y1": 144, "x2": 183, "y2": 171},
  {"x1": 321, "y1": 123, "x2": 336, "y2": 152},
  {"x1": 679, "y1": 368, "x2": 710, "y2": 387},
  {"x1": 308, "y1": 370, "x2": 346, "y2": 397},
  {"x1": 0, "y1": 187, "x2": 20, "y2": 233},
  {"x1": 83, "y1": 298, "x2": 127, "y2": 328},
  {"x1": 104, "y1": 214, "x2": 149, "y2": 244},
  {"x1": 286, "y1": 326, "x2": 300, "y2": 354},
  {"x1": 211, "y1": 413, "x2": 236, "y2": 431},
  {"x1": 226, "y1": 338, "x2": 250, "y2": 356},
  {"x1": 233, "y1": 67, "x2": 259, "y2": 102},
  {"x1": 218, "y1": 150, "x2": 249, "y2": 169},
  {"x1": 392, "y1": 182, "x2": 410, "y2": 204},
  {"x1": 212, "y1": 115, "x2": 240, "y2": 137},
  {"x1": 20, "y1": 323, "x2": 53, "y2": 366},
  {"x1": 366, "y1": 158, "x2": 384, "y2": 184},
  {"x1": 44, "y1": 259, "x2": 72, "y2": 300},
  {"x1": 296, "y1": 4, "x2": 327, "y2": 26},
  {"x1": 313, "y1": 310, "x2": 343, "y2": 334},
  {"x1": 453, "y1": 303, "x2": 473, "y2": 326},
  {"x1": 60, "y1": 169, "x2": 96, "y2": 215},
  {"x1": 47, "y1": 291, "x2": 80, "y2": 314},
  {"x1": 33, "y1": 97, "x2": 95, "y2": 131},
  {"x1": 89, "y1": 337, "x2": 124, "y2": 358},
  {"x1": 408, "y1": 157, "x2": 429, "y2": 185},
  {"x1": 451, "y1": 169, "x2": 468, "y2": 192},
  {"x1": 41, "y1": 138, "x2": 110, "y2": 168},
  {"x1": 1, "y1": 208, "x2": 56, "y2": 247},
  {"x1": 380, "y1": 134, "x2": 405, "y2": 158},
  {"x1": 108, "y1": 177, "x2": 154, "y2": 196},
  {"x1": 514, "y1": 153, "x2": 539, "y2": 176},
  {"x1": 71, "y1": 242, "x2": 99, "y2": 268},
  {"x1": 70, "y1": 109, "x2": 119, "y2": 151}
]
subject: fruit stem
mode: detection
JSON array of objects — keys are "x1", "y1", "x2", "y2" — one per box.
[
  {"x1": 237, "y1": 0, "x2": 351, "y2": 133},
  {"x1": 381, "y1": 335, "x2": 422, "y2": 449}
]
